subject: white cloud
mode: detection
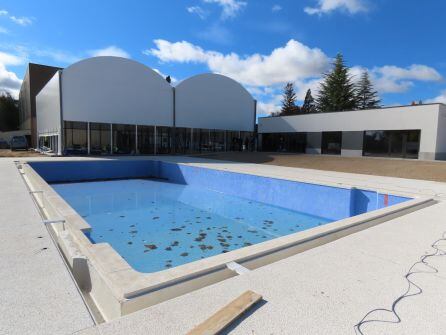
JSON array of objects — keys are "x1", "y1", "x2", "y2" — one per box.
[
  {"x1": 10, "y1": 15, "x2": 32, "y2": 26},
  {"x1": 203, "y1": 0, "x2": 247, "y2": 20},
  {"x1": 187, "y1": 6, "x2": 209, "y2": 19},
  {"x1": 294, "y1": 78, "x2": 323, "y2": 100},
  {"x1": 88, "y1": 46, "x2": 130, "y2": 58},
  {"x1": 304, "y1": 0, "x2": 368, "y2": 15},
  {"x1": 0, "y1": 51, "x2": 24, "y2": 98},
  {"x1": 257, "y1": 101, "x2": 280, "y2": 116},
  {"x1": 0, "y1": 51, "x2": 24, "y2": 65},
  {"x1": 272, "y1": 4, "x2": 282, "y2": 12},
  {"x1": 147, "y1": 39, "x2": 329, "y2": 87},
  {"x1": 0, "y1": 9, "x2": 33, "y2": 26},
  {"x1": 33, "y1": 49, "x2": 80, "y2": 64},
  {"x1": 0, "y1": 63, "x2": 21, "y2": 98},
  {"x1": 147, "y1": 38, "x2": 443, "y2": 110},
  {"x1": 374, "y1": 64, "x2": 442, "y2": 82},
  {"x1": 350, "y1": 64, "x2": 442, "y2": 94},
  {"x1": 146, "y1": 40, "x2": 211, "y2": 63},
  {"x1": 427, "y1": 90, "x2": 446, "y2": 104}
]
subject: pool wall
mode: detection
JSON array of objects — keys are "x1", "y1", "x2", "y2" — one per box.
[
  {"x1": 22, "y1": 159, "x2": 432, "y2": 322},
  {"x1": 29, "y1": 160, "x2": 408, "y2": 221}
]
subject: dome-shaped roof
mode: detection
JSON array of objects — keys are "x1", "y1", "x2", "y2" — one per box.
[
  {"x1": 61, "y1": 56, "x2": 174, "y2": 126},
  {"x1": 175, "y1": 73, "x2": 255, "y2": 132}
]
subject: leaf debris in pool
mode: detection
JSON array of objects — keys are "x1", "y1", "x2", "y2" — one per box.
[{"x1": 144, "y1": 244, "x2": 157, "y2": 250}]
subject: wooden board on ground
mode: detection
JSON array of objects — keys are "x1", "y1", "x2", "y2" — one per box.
[{"x1": 186, "y1": 290, "x2": 262, "y2": 335}]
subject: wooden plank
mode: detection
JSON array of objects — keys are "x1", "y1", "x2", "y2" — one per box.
[{"x1": 186, "y1": 290, "x2": 263, "y2": 335}]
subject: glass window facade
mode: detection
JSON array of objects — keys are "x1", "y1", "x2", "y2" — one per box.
[
  {"x1": 61, "y1": 123, "x2": 252, "y2": 156},
  {"x1": 321, "y1": 132, "x2": 342, "y2": 155},
  {"x1": 137, "y1": 125, "x2": 155, "y2": 155},
  {"x1": 211, "y1": 130, "x2": 226, "y2": 152},
  {"x1": 174, "y1": 127, "x2": 193, "y2": 154},
  {"x1": 113, "y1": 124, "x2": 136, "y2": 155},
  {"x1": 156, "y1": 126, "x2": 171, "y2": 154},
  {"x1": 90, "y1": 122, "x2": 111, "y2": 155},
  {"x1": 261, "y1": 133, "x2": 307, "y2": 153},
  {"x1": 64, "y1": 121, "x2": 88, "y2": 155},
  {"x1": 226, "y1": 131, "x2": 242, "y2": 151},
  {"x1": 363, "y1": 130, "x2": 420, "y2": 159}
]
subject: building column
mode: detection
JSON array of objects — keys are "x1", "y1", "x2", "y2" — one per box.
[
  {"x1": 154, "y1": 126, "x2": 157, "y2": 155},
  {"x1": 110, "y1": 124, "x2": 113, "y2": 155},
  {"x1": 87, "y1": 122, "x2": 91, "y2": 155},
  {"x1": 135, "y1": 125, "x2": 138, "y2": 155}
]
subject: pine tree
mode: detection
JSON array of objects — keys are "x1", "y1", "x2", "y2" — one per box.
[
  {"x1": 316, "y1": 53, "x2": 357, "y2": 113},
  {"x1": 0, "y1": 91, "x2": 19, "y2": 131},
  {"x1": 356, "y1": 71, "x2": 380, "y2": 110},
  {"x1": 280, "y1": 82, "x2": 300, "y2": 116},
  {"x1": 301, "y1": 89, "x2": 316, "y2": 113}
]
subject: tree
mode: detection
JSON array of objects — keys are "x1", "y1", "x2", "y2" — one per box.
[
  {"x1": 165, "y1": 75, "x2": 171, "y2": 84},
  {"x1": 280, "y1": 82, "x2": 300, "y2": 116},
  {"x1": 0, "y1": 91, "x2": 19, "y2": 131},
  {"x1": 316, "y1": 53, "x2": 357, "y2": 113},
  {"x1": 356, "y1": 71, "x2": 380, "y2": 109},
  {"x1": 301, "y1": 89, "x2": 316, "y2": 113}
]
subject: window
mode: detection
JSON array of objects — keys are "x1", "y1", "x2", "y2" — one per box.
[
  {"x1": 156, "y1": 126, "x2": 171, "y2": 154},
  {"x1": 363, "y1": 130, "x2": 420, "y2": 159},
  {"x1": 90, "y1": 123, "x2": 111, "y2": 155},
  {"x1": 321, "y1": 132, "x2": 342, "y2": 155},
  {"x1": 113, "y1": 124, "x2": 136, "y2": 155},
  {"x1": 64, "y1": 121, "x2": 87, "y2": 155},
  {"x1": 137, "y1": 125, "x2": 155, "y2": 155},
  {"x1": 261, "y1": 133, "x2": 306, "y2": 153},
  {"x1": 211, "y1": 130, "x2": 226, "y2": 152},
  {"x1": 226, "y1": 131, "x2": 241, "y2": 151},
  {"x1": 174, "y1": 127, "x2": 192, "y2": 154}
]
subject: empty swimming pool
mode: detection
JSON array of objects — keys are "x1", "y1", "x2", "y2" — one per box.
[
  {"x1": 53, "y1": 179, "x2": 332, "y2": 273},
  {"x1": 24, "y1": 159, "x2": 429, "y2": 320}
]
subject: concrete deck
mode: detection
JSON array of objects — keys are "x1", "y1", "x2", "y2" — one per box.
[
  {"x1": 2, "y1": 156, "x2": 446, "y2": 334},
  {"x1": 0, "y1": 158, "x2": 95, "y2": 335}
]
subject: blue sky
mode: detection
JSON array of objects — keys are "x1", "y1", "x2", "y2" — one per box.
[{"x1": 1, "y1": 0, "x2": 446, "y2": 116}]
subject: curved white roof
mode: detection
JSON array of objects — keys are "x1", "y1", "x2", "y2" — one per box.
[
  {"x1": 175, "y1": 73, "x2": 255, "y2": 131},
  {"x1": 61, "y1": 56, "x2": 173, "y2": 126}
]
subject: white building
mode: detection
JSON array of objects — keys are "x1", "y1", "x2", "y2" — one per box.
[
  {"x1": 258, "y1": 104, "x2": 446, "y2": 160},
  {"x1": 35, "y1": 56, "x2": 256, "y2": 155}
]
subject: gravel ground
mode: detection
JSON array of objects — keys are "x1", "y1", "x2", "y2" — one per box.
[
  {"x1": 0, "y1": 149, "x2": 43, "y2": 157},
  {"x1": 191, "y1": 152, "x2": 446, "y2": 182}
]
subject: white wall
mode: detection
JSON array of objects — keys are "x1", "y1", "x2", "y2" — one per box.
[
  {"x1": 36, "y1": 71, "x2": 62, "y2": 137},
  {"x1": 175, "y1": 73, "x2": 255, "y2": 131},
  {"x1": 435, "y1": 104, "x2": 446, "y2": 159},
  {"x1": 258, "y1": 104, "x2": 442, "y2": 157},
  {"x1": 61, "y1": 57, "x2": 173, "y2": 126}
]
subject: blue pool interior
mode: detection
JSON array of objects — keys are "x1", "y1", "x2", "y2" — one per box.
[{"x1": 30, "y1": 160, "x2": 411, "y2": 273}]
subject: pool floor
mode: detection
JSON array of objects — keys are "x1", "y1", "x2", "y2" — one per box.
[{"x1": 52, "y1": 179, "x2": 332, "y2": 273}]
